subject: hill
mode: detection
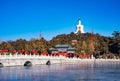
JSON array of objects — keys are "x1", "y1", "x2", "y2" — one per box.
[{"x1": 0, "y1": 31, "x2": 120, "y2": 58}]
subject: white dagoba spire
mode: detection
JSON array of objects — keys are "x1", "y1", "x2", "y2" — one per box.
[
  {"x1": 75, "y1": 18, "x2": 84, "y2": 33},
  {"x1": 78, "y1": 19, "x2": 81, "y2": 25}
]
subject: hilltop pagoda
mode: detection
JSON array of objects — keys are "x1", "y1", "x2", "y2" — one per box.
[{"x1": 75, "y1": 19, "x2": 84, "y2": 34}]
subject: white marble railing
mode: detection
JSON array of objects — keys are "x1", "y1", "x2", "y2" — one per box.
[{"x1": 0, "y1": 54, "x2": 120, "y2": 67}]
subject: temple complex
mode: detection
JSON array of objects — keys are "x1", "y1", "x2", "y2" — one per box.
[{"x1": 49, "y1": 44, "x2": 75, "y2": 54}]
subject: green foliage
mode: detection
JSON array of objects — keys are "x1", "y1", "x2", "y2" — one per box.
[{"x1": 0, "y1": 31, "x2": 120, "y2": 56}]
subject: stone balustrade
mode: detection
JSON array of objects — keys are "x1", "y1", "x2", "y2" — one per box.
[{"x1": 0, "y1": 54, "x2": 120, "y2": 67}]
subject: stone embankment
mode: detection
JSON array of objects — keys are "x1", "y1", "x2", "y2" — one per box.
[{"x1": 0, "y1": 54, "x2": 120, "y2": 67}]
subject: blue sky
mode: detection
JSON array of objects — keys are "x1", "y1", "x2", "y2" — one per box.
[{"x1": 0, "y1": 0, "x2": 120, "y2": 41}]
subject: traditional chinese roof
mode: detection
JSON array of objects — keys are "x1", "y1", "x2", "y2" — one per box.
[
  {"x1": 55, "y1": 44, "x2": 70, "y2": 48},
  {"x1": 49, "y1": 44, "x2": 75, "y2": 52},
  {"x1": 49, "y1": 48, "x2": 58, "y2": 51},
  {"x1": 67, "y1": 47, "x2": 76, "y2": 51}
]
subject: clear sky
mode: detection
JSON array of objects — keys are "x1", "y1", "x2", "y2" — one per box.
[{"x1": 0, "y1": 0, "x2": 120, "y2": 41}]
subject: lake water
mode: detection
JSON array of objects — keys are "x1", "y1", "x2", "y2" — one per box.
[{"x1": 0, "y1": 61, "x2": 120, "y2": 81}]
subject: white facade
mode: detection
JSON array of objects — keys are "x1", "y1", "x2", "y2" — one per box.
[{"x1": 75, "y1": 19, "x2": 84, "y2": 33}]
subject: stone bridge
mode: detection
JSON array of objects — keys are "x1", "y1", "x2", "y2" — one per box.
[{"x1": 0, "y1": 54, "x2": 82, "y2": 67}]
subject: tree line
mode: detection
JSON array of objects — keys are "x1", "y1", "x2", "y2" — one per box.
[{"x1": 0, "y1": 31, "x2": 120, "y2": 58}]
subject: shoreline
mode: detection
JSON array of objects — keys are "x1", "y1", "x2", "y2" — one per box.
[
  {"x1": 0, "y1": 59, "x2": 120, "y2": 68},
  {"x1": 0, "y1": 55, "x2": 120, "y2": 67}
]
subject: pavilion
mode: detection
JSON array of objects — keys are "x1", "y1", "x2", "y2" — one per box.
[{"x1": 49, "y1": 44, "x2": 75, "y2": 54}]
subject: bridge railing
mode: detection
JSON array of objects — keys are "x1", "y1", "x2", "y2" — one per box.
[
  {"x1": 0, "y1": 53, "x2": 94, "y2": 59},
  {"x1": 0, "y1": 53, "x2": 68, "y2": 59}
]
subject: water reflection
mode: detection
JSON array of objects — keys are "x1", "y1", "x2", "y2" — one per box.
[{"x1": 0, "y1": 62, "x2": 120, "y2": 81}]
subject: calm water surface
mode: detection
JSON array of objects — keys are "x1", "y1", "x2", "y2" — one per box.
[{"x1": 0, "y1": 61, "x2": 120, "y2": 81}]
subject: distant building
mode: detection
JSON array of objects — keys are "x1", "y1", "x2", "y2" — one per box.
[
  {"x1": 75, "y1": 19, "x2": 84, "y2": 33},
  {"x1": 49, "y1": 44, "x2": 75, "y2": 54}
]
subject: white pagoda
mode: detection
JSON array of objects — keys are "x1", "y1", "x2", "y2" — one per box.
[{"x1": 75, "y1": 19, "x2": 84, "y2": 33}]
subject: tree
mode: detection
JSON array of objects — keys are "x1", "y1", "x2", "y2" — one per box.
[
  {"x1": 81, "y1": 41, "x2": 87, "y2": 54},
  {"x1": 75, "y1": 41, "x2": 82, "y2": 54},
  {"x1": 39, "y1": 38, "x2": 48, "y2": 53},
  {"x1": 112, "y1": 31, "x2": 120, "y2": 39}
]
